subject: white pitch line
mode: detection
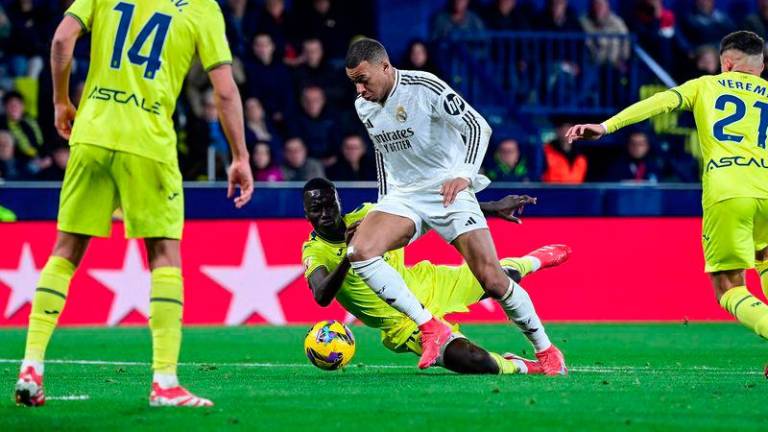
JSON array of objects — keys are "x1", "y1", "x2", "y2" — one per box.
[
  {"x1": 47, "y1": 395, "x2": 90, "y2": 401},
  {"x1": 0, "y1": 359, "x2": 762, "y2": 375}
]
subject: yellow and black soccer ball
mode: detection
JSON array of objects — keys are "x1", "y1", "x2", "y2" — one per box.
[{"x1": 304, "y1": 320, "x2": 356, "y2": 371}]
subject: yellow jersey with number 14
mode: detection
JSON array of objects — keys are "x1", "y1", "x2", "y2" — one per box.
[
  {"x1": 604, "y1": 71, "x2": 768, "y2": 209},
  {"x1": 65, "y1": 0, "x2": 232, "y2": 165}
]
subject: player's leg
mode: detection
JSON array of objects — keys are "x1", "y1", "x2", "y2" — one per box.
[
  {"x1": 752, "y1": 199, "x2": 768, "y2": 299},
  {"x1": 452, "y1": 229, "x2": 566, "y2": 375},
  {"x1": 16, "y1": 144, "x2": 116, "y2": 407},
  {"x1": 500, "y1": 244, "x2": 573, "y2": 281},
  {"x1": 347, "y1": 207, "x2": 450, "y2": 368},
  {"x1": 114, "y1": 151, "x2": 210, "y2": 407},
  {"x1": 705, "y1": 198, "x2": 768, "y2": 339},
  {"x1": 756, "y1": 246, "x2": 768, "y2": 298}
]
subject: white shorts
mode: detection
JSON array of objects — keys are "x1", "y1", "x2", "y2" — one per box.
[{"x1": 373, "y1": 189, "x2": 488, "y2": 243}]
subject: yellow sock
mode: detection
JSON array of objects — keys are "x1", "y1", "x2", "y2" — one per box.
[
  {"x1": 24, "y1": 256, "x2": 75, "y2": 361},
  {"x1": 500, "y1": 257, "x2": 534, "y2": 278},
  {"x1": 489, "y1": 352, "x2": 520, "y2": 375},
  {"x1": 755, "y1": 260, "x2": 768, "y2": 299},
  {"x1": 150, "y1": 267, "x2": 184, "y2": 374},
  {"x1": 719, "y1": 286, "x2": 768, "y2": 339}
]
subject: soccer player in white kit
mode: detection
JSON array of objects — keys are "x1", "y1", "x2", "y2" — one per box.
[{"x1": 344, "y1": 38, "x2": 567, "y2": 373}]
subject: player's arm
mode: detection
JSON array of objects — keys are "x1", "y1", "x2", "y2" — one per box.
[
  {"x1": 566, "y1": 79, "x2": 699, "y2": 142},
  {"x1": 50, "y1": 15, "x2": 82, "y2": 140},
  {"x1": 208, "y1": 65, "x2": 253, "y2": 208},
  {"x1": 307, "y1": 262, "x2": 351, "y2": 307},
  {"x1": 479, "y1": 194, "x2": 537, "y2": 224}
]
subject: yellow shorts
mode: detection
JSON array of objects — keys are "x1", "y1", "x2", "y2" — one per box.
[
  {"x1": 702, "y1": 198, "x2": 768, "y2": 273},
  {"x1": 381, "y1": 261, "x2": 484, "y2": 354},
  {"x1": 58, "y1": 143, "x2": 184, "y2": 239}
]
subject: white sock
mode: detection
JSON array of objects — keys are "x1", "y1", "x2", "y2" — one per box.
[
  {"x1": 349, "y1": 255, "x2": 432, "y2": 326},
  {"x1": 525, "y1": 256, "x2": 542, "y2": 272},
  {"x1": 21, "y1": 359, "x2": 43, "y2": 375},
  {"x1": 153, "y1": 372, "x2": 179, "y2": 389},
  {"x1": 497, "y1": 279, "x2": 552, "y2": 352},
  {"x1": 510, "y1": 358, "x2": 528, "y2": 374}
]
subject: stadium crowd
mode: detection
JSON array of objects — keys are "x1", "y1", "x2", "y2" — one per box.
[{"x1": 0, "y1": 0, "x2": 765, "y2": 184}]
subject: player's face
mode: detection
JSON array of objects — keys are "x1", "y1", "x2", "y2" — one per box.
[
  {"x1": 346, "y1": 60, "x2": 391, "y2": 102},
  {"x1": 304, "y1": 189, "x2": 343, "y2": 233}
]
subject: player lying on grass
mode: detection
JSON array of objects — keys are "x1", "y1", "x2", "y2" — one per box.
[
  {"x1": 301, "y1": 178, "x2": 570, "y2": 375},
  {"x1": 566, "y1": 30, "x2": 768, "y2": 377}
]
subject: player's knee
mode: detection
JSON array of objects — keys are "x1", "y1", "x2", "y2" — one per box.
[
  {"x1": 474, "y1": 264, "x2": 509, "y2": 297},
  {"x1": 443, "y1": 339, "x2": 497, "y2": 374},
  {"x1": 52, "y1": 232, "x2": 90, "y2": 267},
  {"x1": 346, "y1": 241, "x2": 381, "y2": 262}
]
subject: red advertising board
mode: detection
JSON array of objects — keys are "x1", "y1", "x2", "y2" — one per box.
[{"x1": 0, "y1": 218, "x2": 762, "y2": 326}]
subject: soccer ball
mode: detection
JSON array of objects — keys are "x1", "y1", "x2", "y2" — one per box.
[{"x1": 304, "y1": 320, "x2": 356, "y2": 370}]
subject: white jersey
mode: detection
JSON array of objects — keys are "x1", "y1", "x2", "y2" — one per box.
[{"x1": 354, "y1": 69, "x2": 492, "y2": 196}]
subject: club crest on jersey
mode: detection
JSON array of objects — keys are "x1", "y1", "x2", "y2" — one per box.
[
  {"x1": 443, "y1": 93, "x2": 466, "y2": 116},
  {"x1": 396, "y1": 105, "x2": 408, "y2": 123}
]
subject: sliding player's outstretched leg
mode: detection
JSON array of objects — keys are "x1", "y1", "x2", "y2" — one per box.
[
  {"x1": 500, "y1": 244, "x2": 572, "y2": 282},
  {"x1": 442, "y1": 338, "x2": 542, "y2": 375},
  {"x1": 454, "y1": 229, "x2": 567, "y2": 376},
  {"x1": 145, "y1": 239, "x2": 212, "y2": 407},
  {"x1": 16, "y1": 232, "x2": 89, "y2": 407}
]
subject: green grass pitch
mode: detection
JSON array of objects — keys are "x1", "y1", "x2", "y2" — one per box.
[{"x1": 0, "y1": 323, "x2": 766, "y2": 431}]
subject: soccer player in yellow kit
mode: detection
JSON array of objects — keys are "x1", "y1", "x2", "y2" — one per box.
[
  {"x1": 567, "y1": 31, "x2": 768, "y2": 376},
  {"x1": 14, "y1": 0, "x2": 254, "y2": 407},
  {"x1": 302, "y1": 178, "x2": 572, "y2": 375}
]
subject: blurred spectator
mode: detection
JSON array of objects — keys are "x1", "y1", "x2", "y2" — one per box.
[
  {"x1": 252, "y1": 141, "x2": 284, "y2": 182},
  {"x1": 432, "y1": 0, "x2": 485, "y2": 40},
  {"x1": 37, "y1": 145, "x2": 69, "y2": 181},
  {"x1": 484, "y1": 138, "x2": 533, "y2": 182},
  {"x1": 0, "y1": 130, "x2": 25, "y2": 180},
  {"x1": 681, "y1": 0, "x2": 735, "y2": 49},
  {"x1": 293, "y1": 38, "x2": 336, "y2": 93},
  {"x1": 202, "y1": 90, "x2": 230, "y2": 173},
  {"x1": 742, "y1": 0, "x2": 768, "y2": 40},
  {"x1": 6, "y1": 0, "x2": 49, "y2": 78},
  {"x1": 185, "y1": 59, "x2": 246, "y2": 119},
  {"x1": 607, "y1": 132, "x2": 659, "y2": 182},
  {"x1": 1, "y1": 91, "x2": 44, "y2": 168},
  {"x1": 291, "y1": 0, "x2": 351, "y2": 60},
  {"x1": 0, "y1": 4, "x2": 12, "y2": 89},
  {"x1": 294, "y1": 85, "x2": 339, "y2": 163},
  {"x1": 689, "y1": 45, "x2": 720, "y2": 79},
  {"x1": 245, "y1": 97, "x2": 281, "y2": 157},
  {"x1": 281, "y1": 137, "x2": 325, "y2": 181},
  {"x1": 580, "y1": 0, "x2": 630, "y2": 66},
  {"x1": 222, "y1": 0, "x2": 258, "y2": 58},
  {"x1": 401, "y1": 40, "x2": 441, "y2": 76},
  {"x1": 326, "y1": 134, "x2": 376, "y2": 181},
  {"x1": 257, "y1": 0, "x2": 292, "y2": 60},
  {"x1": 542, "y1": 122, "x2": 587, "y2": 183},
  {"x1": 535, "y1": 0, "x2": 580, "y2": 32},
  {"x1": 482, "y1": 0, "x2": 530, "y2": 30},
  {"x1": 244, "y1": 33, "x2": 295, "y2": 128},
  {"x1": 630, "y1": 0, "x2": 689, "y2": 75}
]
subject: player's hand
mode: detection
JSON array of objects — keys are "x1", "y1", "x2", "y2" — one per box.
[
  {"x1": 227, "y1": 157, "x2": 254, "y2": 209},
  {"x1": 53, "y1": 100, "x2": 77, "y2": 140},
  {"x1": 440, "y1": 177, "x2": 470, "y2": 207},
  {"x1": 489, "y1": 195, "x2": 537, "y2": 224},
  {"x1": 345, "y1": 220, "x2": 361, "y2": 244},
  {"x1": 566, "y1": 124, "x2": 606, "y2": 143}
]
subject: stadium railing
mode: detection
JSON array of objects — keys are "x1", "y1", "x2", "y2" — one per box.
[
  {"x1": 437, "y1": 31, "x2": 641, "y2": 117},
  {"x1": 0, "y1": 182, "x2": 703, "y2": 219}
]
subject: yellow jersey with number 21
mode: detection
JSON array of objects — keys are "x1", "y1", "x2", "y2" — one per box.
[
  {"x1": 604, "y1": 71, "x2": 768, "y2": 209},
  {"x1": 65, "y1": 0, "x2": 232, "y2": 165}
]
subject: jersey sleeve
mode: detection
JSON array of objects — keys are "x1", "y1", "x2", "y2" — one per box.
[
  {"x1": 343, "y1": 203, "x2": 374, "y2": 226},
  {"x1": 65, "y1": 0, "x2": 95, "y2": 32},
  {"x1": 195, "y1": 2, "x2": 233, "y2": 71},
  {"x1": 603, "y1": 78, "x2": 701, "y2": 133},
  {"x1": 426, "y1": 75, "x2": 492, "y2": 190},
  {"x1": 302, "y1": 240, "x2": 331, "y2": 279}
]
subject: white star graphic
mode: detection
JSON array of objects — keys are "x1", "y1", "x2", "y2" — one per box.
[
  {"x1": 201, "y1": 225, "x2": 304, "y2": 325},
  {"x1": 0, "y1": 244, "x2": 42, "y2": 319},
  {"x1": 89, "y1": 240, "x2": 151, "y2": 326},
  {"x1": 479, "y1": 298, "x2": 497, "y2": 312}
]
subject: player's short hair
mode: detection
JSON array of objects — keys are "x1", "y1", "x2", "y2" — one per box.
[
  {"x1": 303, "y1": 177, "x2": 335, "y2": 193},
  {"x1": 345, "y1": 38, "x2": 389, "y2": 69},
  {"x1": 720, "y1": 31, "x2": 765, "y2": 56}
]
